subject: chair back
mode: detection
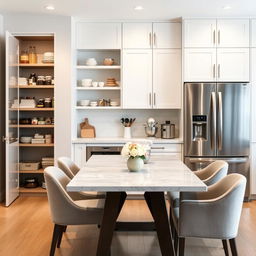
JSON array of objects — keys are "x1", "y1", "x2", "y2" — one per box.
[
  {"x1": 194, "y1": 160, "x2": 228, "y2": 186},
  {"x1": 57, "y1": 157, "x2": 80, "y2": 179}
]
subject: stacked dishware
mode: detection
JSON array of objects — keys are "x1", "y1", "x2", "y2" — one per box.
[{"x1": 42, "y1": 52, "x2": 54, "y2": 63}]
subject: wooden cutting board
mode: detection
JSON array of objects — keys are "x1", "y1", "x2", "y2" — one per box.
[{"x1": 80, "y1": 118, "x2": 96, "y2": 138}]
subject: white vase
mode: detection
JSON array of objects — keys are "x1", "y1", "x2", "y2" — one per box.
[
  {"x1": 124, "y1": 127, "x2": 132, "y2": 139},
  {"x1": 127, "y1": 157, "x2": 144, "y2": 172}
]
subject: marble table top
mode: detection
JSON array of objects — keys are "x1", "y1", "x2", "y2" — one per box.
[{"x1": 67, "y1": 155, "x2": 207, "y2": 192}]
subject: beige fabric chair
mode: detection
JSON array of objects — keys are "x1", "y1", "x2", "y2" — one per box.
[
  {"x1": 171, "y1": 174, "x2": 246, "y2": 256},
  {"x1": 44, "y1": 167, "x2": 104, "y2": 256},
  {"x1": 57, "y1": 157, "x2": 105, "y2": 199},
  {"x1": 167, "y1": 160, "x2": 228, "y2": 208}
]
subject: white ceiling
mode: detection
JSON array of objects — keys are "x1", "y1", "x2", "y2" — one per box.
[{"x1": 0, "y1": 0, "x2": 256, "y2": 19}]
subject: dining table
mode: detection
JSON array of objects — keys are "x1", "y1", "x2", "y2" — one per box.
[{"x1": 67, "y1": 154, "x2": 207, "y2": 256}]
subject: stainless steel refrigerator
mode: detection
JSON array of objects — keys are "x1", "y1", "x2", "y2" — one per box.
[{"x1": 184, "y1": 83, "x2": 250, "y2": 199}]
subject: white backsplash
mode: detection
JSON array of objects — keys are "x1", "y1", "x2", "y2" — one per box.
[{"x1": 76, "y1": 109, "x2": 181, "y2": 138}]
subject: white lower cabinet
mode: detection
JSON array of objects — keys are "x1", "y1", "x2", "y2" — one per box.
[
  {"x1": 251, "y1": 143, "x2": 256, "y2": 195},
  {"x1": 184, "y1": 48, "x2": 216, "y2": 82},
  {"x1": 123, "y1": 50, "x2": 152, "y2": 108},
  {"x1": 73, "y1": 144, "x2": 87, "y2": 168},
  {"x1": 153, "y1": 49, "x2": 181, "y2": 108}
]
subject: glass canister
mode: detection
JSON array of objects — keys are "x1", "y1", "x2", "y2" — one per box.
[
  {"x1": 20, "y1": 50, "x2": 29, "y2": 64},
  {"x1": 31, "y1": 117, "x2": 38, "y2": 125},
  {"x1": 37, "y1": 76, "x2": 45, "y2": 85},
  {"x1": 44, "y1": 98, "x2": 52, "y2": 108},
  {"x1": 28, "y1": 46, "x2": 37, "y2": 64},
  {"x1": 45, "y1": 76, "x2": 52, "y2": 85},
  {"x1": 37, "y1": 99, "x2": 45, "y2": 108}
]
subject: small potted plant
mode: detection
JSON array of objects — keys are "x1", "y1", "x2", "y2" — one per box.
[{"x1": 121, "y1": 142, "x2": 149, "y2": 172}]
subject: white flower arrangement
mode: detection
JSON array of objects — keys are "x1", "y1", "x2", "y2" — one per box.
[{"x1": 121, "y1": 142, "x2": 150, "y2": 159}]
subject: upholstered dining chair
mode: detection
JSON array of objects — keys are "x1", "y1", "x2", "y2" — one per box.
[
  {"x1": 167, "y1": 160, "x2": 229, "y2": 209},
  {"x1": 57, "y1": 157, "x2": 105, "y2": 199},
  {"x1": 171, "y1": 173, "x2": 246, "y2": 256},
  {"x1": 44, "y1": 167, "x2": 104, "y2": 256}
]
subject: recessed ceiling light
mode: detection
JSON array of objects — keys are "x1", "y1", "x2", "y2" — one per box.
[
  {"x1": 45, "y1": 5, "x2": 55, "y2": 11},
  {"x1": 134, "y1": 6, "x2": 144, "y2": 11},
  {"x1": 223, "y1": 5, "x2": 232, "y2": 10}
]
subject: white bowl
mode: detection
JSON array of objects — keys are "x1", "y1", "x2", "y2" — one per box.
[
  {"x1": 20, "y1": 137, "x2": 32, "y2": 143},
  {"x1": 98, "y1": 82, "x2": 105, "y2": 87},
  {"x1": 78, "y1": 100, "x2": 90, "y2": 106}
]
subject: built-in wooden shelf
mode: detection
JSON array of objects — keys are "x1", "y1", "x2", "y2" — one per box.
[
  {"x1": 10, "y1": 125, "x2": 54, "y2": 128},
  {"x1": 76, "y1": 106, "x2": 121, "y2": 110},
  {"x1": 77, "y1": 65, "x2": 121, "y2": 70},
  {"x1": 76, "y1": 87, "x2": 120, "y2": 90},
  {"x1": 19, "y1": 169, "x2": 44, "y2": 174},
  {"x1": 19, "y1": 143, "x2": 54, "y2": 147},
  {"x1": 10, "y1": 85, "x2": 54, "y2": 89},
  {"x1": 19, "y1": 63, "x2": 54, "y2": 67},
  {"x1": 19, "y1": 187, "x2": 46, "y2": 193},
  {"x1": 10, "y1": 108, "x2": 54, "y2": 111}
]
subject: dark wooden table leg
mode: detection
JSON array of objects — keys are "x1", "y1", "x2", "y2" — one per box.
[
  {"x1": 144, "y1": 192, "x2": 175, "y2": 256},
  {"x1": 96, "y1": 192, "x2": 127, "y2": 256}
]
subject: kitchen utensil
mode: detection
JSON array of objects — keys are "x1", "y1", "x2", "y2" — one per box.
[
  {"x1": 161, "y1": 121, "x2": 175, "y2": 139},
  {"x1": 144, "y1": 126, "x2": 158, "y2": 137},
  {"x1": 86, "y1": 58, "x2": 97, "y2": 66},
  {"x1": 120, "y1": 118, "x2": 136, "y2": 127},
  {"x1": 80, "y1": 118, "x2": 96, "y2": 138}
]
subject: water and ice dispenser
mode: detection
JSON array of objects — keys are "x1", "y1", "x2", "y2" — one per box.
[{"x1": 192, "y1": 115, "x2": 207, "y2": 141}]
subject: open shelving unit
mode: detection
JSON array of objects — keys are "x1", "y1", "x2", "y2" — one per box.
[{"x1": 14, "y1": 34, "x2": 55, "y2": 195}]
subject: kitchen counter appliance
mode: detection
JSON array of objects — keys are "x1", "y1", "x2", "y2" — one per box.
[
  {"x1": 161, "y1": 121, "x2": 175, "y2": 139},
  {"x1": 184, "y1": 82, "x2": 250, "y2": 199}
]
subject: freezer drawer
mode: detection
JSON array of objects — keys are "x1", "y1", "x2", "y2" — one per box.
[{"x1": 184, "y1": 157, "x2": 250, "y2": 199}]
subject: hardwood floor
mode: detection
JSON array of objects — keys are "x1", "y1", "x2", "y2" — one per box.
[{"x1": 0, "y1": 197, "x2": 255, "y2": 256}]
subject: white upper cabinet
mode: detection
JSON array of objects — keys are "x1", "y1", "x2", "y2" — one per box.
[
  {"x1": 251, "y1": 19, "x2": 256, "y2": 47},
  {"x1": 76, "y1": 22, "x2": 121, "y2": 49},
  {"x1": 153, "y1": 49, "x2": 181, "y2": 108},
  {"x1": 184, "y1": 19, "x2": 216, "y2": 48},
  {"x1": 184, "y1": 48, "x2": 217, "y2": 82},
  {"x1": 153, "y1": 23, "x2": 181, "y2": 49},
  {"x1": 251, "y1": 48, "x2": 256, "y2": 142},
  {"x1": 123, "y1": 23, "x2": 152, "y2": 49},
  {"x1": 217, "y1": 19, "x2": 249, "y2": 47},
  {"x1": 122, "y1": 50, "x2": 153, "y2": 108},
  {"x1": 217, "y1": 48, "x2": 249, "y2": 82}
]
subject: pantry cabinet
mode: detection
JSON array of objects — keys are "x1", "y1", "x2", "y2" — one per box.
[
  {"x1": 184, "y1": 48, "x2": 217, "y2": 82},
  {"x1": 153, "y1": 49, "x2": 181, "y2": 108},
  {"x1": 123, "y1": 22, "x2": 181, "y2": 49},
  {"x1": 184, "y1": 19, "x2": 249, "y2": 48},
  {"x1": 122, "y1": 50, "x2": 152, "y2": 108},
  {"x1": 76, "y1": 22, "x2": 121, "y2": 49}
]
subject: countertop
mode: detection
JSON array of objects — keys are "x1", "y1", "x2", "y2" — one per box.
[{"x1": 72, "y1": 137, "x2": 183, "y2": 144}]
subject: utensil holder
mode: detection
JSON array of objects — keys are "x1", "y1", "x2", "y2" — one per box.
[{"x1": 124, "y1": 127, "x2": 132, "y2": 139}]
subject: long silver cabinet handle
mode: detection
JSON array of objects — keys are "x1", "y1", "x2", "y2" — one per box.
[
  {"x1": 153, "y1": 33, "x2": 156, "y2": 46},
  {"x1": 218, "y1": 64, "x2": 220, "y2": 78},
  {"x1": 213, "y1": 64, "x2": 216, "y2": 78},
  {"x1": 218, "y1": 92, "x2": 223, "y2": 151},
  {"x1": 210, "y1": 92, "x2": 217, "y2": 150},
  {"x1": 151, "y1": 147, "x2": 165, "y2": 150},
  {"x1": 153, "y1": 93, "x2": 156, "y2": 106},
  {"x1": 149, "y1": 93, "x2": 152, "y2": 106},
  {"x1": 213, "y1": 30, "x2": 216, "y2": 45},
  {"x1": 218, "y1": 30, "x2": 220, "y2": 45},
  {"x1": 149, "y1": 33, "x2": 152, "y2": 47},
  {"x1": 188, "y1": 157, "x2": 248, "y2": 163}
]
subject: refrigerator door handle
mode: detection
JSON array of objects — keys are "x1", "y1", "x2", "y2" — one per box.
[
  {"x1": 210, "y1": 92, "x2": 217, "y2": 151},
  {"x1": 188, "y1": 157, "x2": 248, "y2": 163},
  {"x1": 218, "y1": 92, "x2": 223, "y2": 150}
]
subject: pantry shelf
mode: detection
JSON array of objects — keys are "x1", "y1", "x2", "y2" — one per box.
[
  {"x1": 10, "y1": 125, "x2": 54, "y2": 128},
  {"x1": 10, "y1": 85, "x2": 55, "y2": 89},
  {"x1": 19, "y1": 63, "x2": 54, "y2": 67},
  {"x1": 76, "y1": 106, "x2": 121, "y2": 110},
  {"x1": 19, "y1": 187, "x2": 47, "y2": 193},
  {"x1": 19, "y1": 169, "x2": 44, "y2": 174},
  {"x1": 19, "y1": 143, "x2": 54, "y2": 147},
  {"x1": 77, "y1": 65, "x2": 121, "y2": 70},
  {"x1": 10, "y1": 108, "x2": 54, "y2": 111}
]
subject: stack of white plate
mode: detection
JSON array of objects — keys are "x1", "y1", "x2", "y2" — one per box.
[
  {"x1": 90, "y1": 101, "x2": 98, "y2": 107},
  {"x1": 42, "y1": 52, "x2": 54, "y2": 63},
  {"x1": 78, "y1": 100, "x2": 90, "y2": 106},
  {"x1": 110, "y1": 101, "x2": 119, "y2": 107}
]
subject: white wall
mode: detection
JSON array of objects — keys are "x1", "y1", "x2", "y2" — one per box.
[
  {"x1": 3, "y1": 14, "x2": 72, "y2": 160},
  {"x1": 0, "y1": 15, "x2": 5, "y2": 201}
]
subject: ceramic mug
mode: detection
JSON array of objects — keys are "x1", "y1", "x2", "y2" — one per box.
[
  {"x1": 92, "y1": 82, "x2": 98, "y2": 87},
  {"x1": 82, "y1": 79, "x2": 92, "y2": 87},
  {"x1": 98, "y1": 82, "x2": 105, "y2": 87}
]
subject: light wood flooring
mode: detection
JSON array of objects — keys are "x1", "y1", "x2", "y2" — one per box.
[{"x1": 0, "y1": 197, "x2": 256, "y2": 256}]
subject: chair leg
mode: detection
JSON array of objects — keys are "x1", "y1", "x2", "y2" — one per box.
[
  {"x1": 169, "y1": 207, "x2": 175, "y2": 239},
  {"x1": 229, "y1": 238, "x2": 238, "y2": 256},
  {"x1": 57, "y1": 225, "x2": 66, "y2": 248},
  {"x1": 50, "y1": 224, "x2": 63, "y2": 256},
  {"x1": 63, "y1": 226, "x2": 67, "y2": 232},
  {"x1": 174, "y1": 229, "x2": 178, "y2": 254},
  {"x1": 178, "y1": 237, "x2": 185, "y2": 256},
  {"x1": 222, "y1": 240, "x2": 229, "y2": 256}
]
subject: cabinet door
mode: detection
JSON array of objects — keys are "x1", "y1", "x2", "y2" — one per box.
[
  {"x1": 184, "y1": 48, "x2": 217, "y2": 82},
  {"x1": 5, "y1": 32, "x2": 19, "y2": 206},
  {"x1": 153, "y1": 49, "x2": 181, "y2": 108},
  {"x1": 251, "y1": 143, "x2": 256, "y2": 195},
  {"x1": 73, "y1": 144, "x2": 87, "y2": 167},
  {"x1": 183, "y1": 19, "x2": 216, "y2": 48},
  {"x1": 217, "y1": 19, "x2": 249, "y2": 47},
  {"x1": 251, "y1": 19, "x2": 256, "y2": 47},
  {"x1": 123, "y1": 50, "x2": 152, "y2": 108},
  {"x1": 251, "y1": 49, "x2": 256, "y2": 142},
  {"x1": 217, "y1": 48, "x2": 249, "y2": 82},
  {"x1": 123, "y1": 23, "x2": 152, "y2": 49},
  {"x1": 76, "y1": 22, "x2": 121, "y2": 49},
  {"x1": 153, "y1": 23, "x2": 181, "y2": 49}
]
